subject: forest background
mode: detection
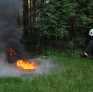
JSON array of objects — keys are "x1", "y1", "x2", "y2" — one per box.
[{"x1": 21, "y1": 0, "x2": 93, "y2": 54}]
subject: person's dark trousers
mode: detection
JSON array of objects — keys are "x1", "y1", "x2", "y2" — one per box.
[{"x1": 86, "y1": 40, "x2": 93, "y2": 55}]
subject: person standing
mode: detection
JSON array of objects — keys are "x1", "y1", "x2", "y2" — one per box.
[{"x1": 80, "y1": 29, "x2": 93, "y2": 58}]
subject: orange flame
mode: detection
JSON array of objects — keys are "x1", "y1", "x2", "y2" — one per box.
[
  {"x1": 8, "y1": 48, "x2": 16, "y2": 56},
  {"x1": 8, "y1": 48, "x2": 36, "y2": 70},
  {"x1": 16, "y1": 59, "x2": 36, "y2": 70}
]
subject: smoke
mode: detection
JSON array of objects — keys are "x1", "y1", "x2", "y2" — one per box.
[
  {"x1": 0, "y1": 0, "x2": 22, "y2": 24},
  {"x1": 0, "y1": 0, "x2": 25, "y2": 63},
  {"x1": 0, "y1": 55, "x2": 54, "y2": 77},
  {"x1": 0, "y1": 0, "x2": 54, "y2": 77}
]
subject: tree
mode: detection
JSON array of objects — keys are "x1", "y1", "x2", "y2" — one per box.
[
  {"x1": 23, "y1": 0, "x2": 29, "y2": 36},
  {"x1": 22, "y1": 0, "x2": 93, "y2": 52},
  {"x1": 34, "y1": 0, "x2": 93, "y2": 49}
]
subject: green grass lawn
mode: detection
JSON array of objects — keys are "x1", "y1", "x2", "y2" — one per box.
[{"x1": 0, "y1": 52, "x2": 93, "y2": 92}]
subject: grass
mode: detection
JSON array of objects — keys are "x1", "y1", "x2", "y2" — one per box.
[{"x1": 0, "y1": 51, "x2": 93, "y2": 92}]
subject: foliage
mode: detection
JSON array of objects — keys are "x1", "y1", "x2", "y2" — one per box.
[
  {"x1": 35, "y1": 0, "x2": 77, "y2": 38},
  {"x1": 23, "y1": 0, "x2": 93, "y2": 52}
]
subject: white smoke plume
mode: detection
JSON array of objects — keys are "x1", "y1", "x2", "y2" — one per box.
[{"x1": 0, "y1": 55, "x2": 54, "y2": 77}]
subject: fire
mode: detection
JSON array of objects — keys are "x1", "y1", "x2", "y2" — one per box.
[
  {"x1": 8, "y1": 48, "x2": 36, "y2": 70},
  {"x1": 8, "y1": 48, "x2": 16, "y2": 56},
  {"x1": 16, "y1": 59, "x2": 36, "y2": 70}
]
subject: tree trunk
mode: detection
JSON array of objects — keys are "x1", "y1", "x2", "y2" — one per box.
[{"x1": 23, "y1": 0, "x2": 29, "y2": 36}]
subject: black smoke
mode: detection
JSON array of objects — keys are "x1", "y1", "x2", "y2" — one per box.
[{"x1": 0, "y1": 0, "x2": 25, "y2": 63}]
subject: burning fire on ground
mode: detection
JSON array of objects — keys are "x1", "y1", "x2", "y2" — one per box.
[
  {"x1": 8, "y1": 48, "x2": 36, "y2": 70},
  {"x1": 16, "y1": 60, "x2": 36, "y2": 70}
]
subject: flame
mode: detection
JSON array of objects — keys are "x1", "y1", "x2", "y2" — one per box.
[
  {"x1": 16, "y1": 59, "x2": 36, "y2": 70},
  {"x1": 8, "y1": 48, "x2": 16, "y2": 56},
  {"x1": 8, "y1": 48, "x2": 36, "y2": 70}
]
